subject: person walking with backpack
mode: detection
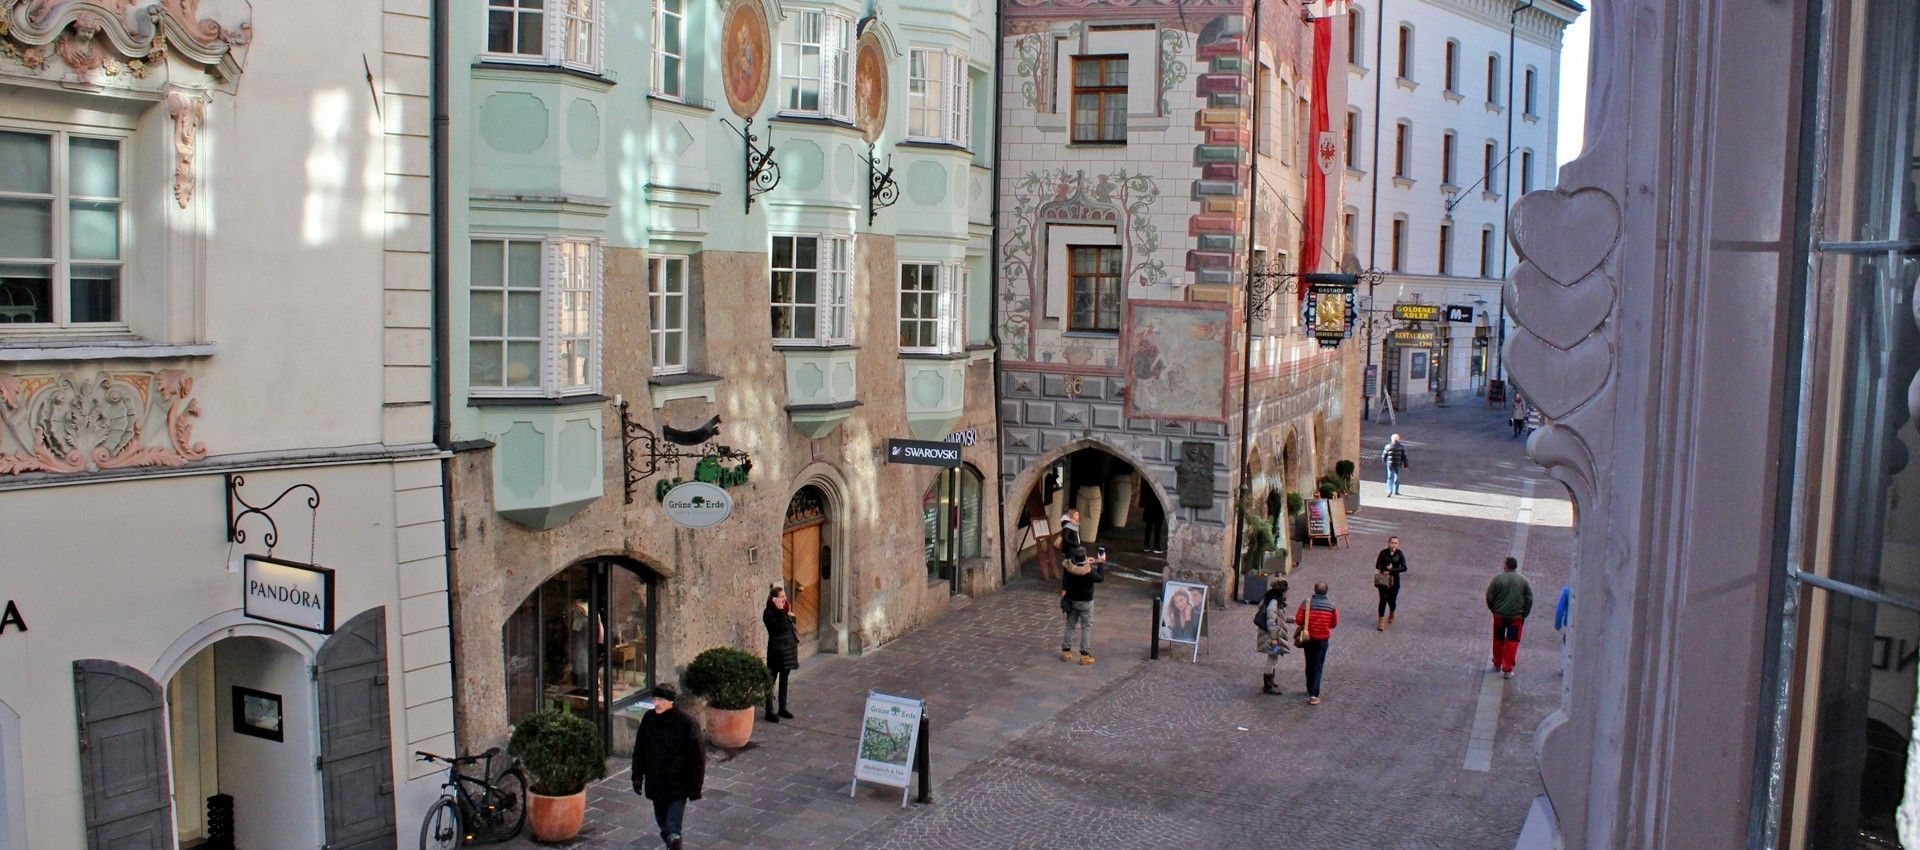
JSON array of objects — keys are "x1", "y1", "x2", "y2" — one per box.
[
  {"x1": 1381, "y1": 434, "x2": 1410, "y2": 496},
  {"x1": 1294, "y1": 582, "x2": 1340, "y2": 705},
  {"x1": 1254, "y1": 580, "x2": 1291, "y2": 694},
  {"x1": 631, "y1": 684, "x2": 706, "y2": 850},
  {"x1": 1059, "y1": 547, "x2": 1104, "y2": 665},
  {"x1": 1485, "y1": 557, "x2": 1535, "y2": 678},
  {"x1": 1374, "y1": 536, "x2": 1409, "y2": 630},
  {"x1": 762, "y1": 584, "x2": 798, "y2": 723}
]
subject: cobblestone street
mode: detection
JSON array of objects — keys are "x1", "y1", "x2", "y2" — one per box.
[{"x1": 507, "y1": 403, "x2": 1574, "y2": 849}]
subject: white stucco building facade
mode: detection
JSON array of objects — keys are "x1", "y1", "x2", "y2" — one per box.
[
  {"x1": 0, "y1": 1, "x2": 453, "y2": 848},
  {"x1": 1341, "y1": 0, "x2": 1580, "y2": 410}
]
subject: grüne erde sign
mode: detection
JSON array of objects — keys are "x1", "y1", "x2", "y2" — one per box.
[
  {"x1": 243, "y1": 555, "x2": 336, "y2": 634},
  {"x1": 885, "y1": 438, "x2": 962, "y2": 467}
]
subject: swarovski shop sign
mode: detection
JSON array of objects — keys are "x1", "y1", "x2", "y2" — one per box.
[{"x1": 243, "y1": 555, "x2": 336, "y2": 634}]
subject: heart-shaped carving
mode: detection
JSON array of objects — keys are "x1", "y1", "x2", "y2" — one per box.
[
  {"x1": 1511, "y1": 188, "x2": 1621, "y2": 285},
  {"x1": 1506, "y1": 329, "x2": 1612, "y2": 419},
  {"x1": 1506, "y1": 264, "x2": 1615, "y2": 350}
]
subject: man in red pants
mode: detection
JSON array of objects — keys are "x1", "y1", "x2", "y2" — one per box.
[{"x1": 1484, "y1": 557, "x2": 1534, "y2": 679}]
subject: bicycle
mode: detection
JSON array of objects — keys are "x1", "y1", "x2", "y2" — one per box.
[{"x1": 417, "y1": 747, "x2": 529, "y2": 848}]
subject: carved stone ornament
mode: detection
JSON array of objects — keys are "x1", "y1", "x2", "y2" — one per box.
[
  {"x1": 167, "y1": 89, "x2": 205, "y2": 208},
  {"x1": 0, "y1": 0, "x2": 253, "y2": 86},
  {"x1": 0, "y1": 369, "x2": 209, "y2": 475}
]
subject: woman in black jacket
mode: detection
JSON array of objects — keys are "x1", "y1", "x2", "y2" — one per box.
[{"x1": 763, "y1": 584, "x2": 799, "y2": 721}]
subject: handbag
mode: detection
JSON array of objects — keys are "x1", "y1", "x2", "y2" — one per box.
[
  {"x1": 1374, "y1": 570, "x2": 1395, "y2": 589},
  {"x1": 1292, "y1": 603, "x2": 1310, "y2": 647}
]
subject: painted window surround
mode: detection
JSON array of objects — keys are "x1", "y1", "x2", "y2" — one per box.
[{"x1": 1034, "y1": 24, "x2": 1168, "y2": 136}]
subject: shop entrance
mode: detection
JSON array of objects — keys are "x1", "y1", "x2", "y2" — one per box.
[
  {"x1": 782, "y1": 486, "x2": 830, "y2": 648},
  {"x1": 166, "y1": 636, "x2": 319, "y2": 848},
  {"x1": 1016, "y1": 446, "x2": 1168, "y2": 581},
  {"x1": 503, "y1": 559, "x2": 657, "y2": 757}
]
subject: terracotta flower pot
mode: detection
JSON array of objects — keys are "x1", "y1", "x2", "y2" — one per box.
[
  {"x1": 527, "y1": 790, "x2": 586, "y2": 843},
  {"x1": 705, "y1": 705, "x2": 756, "y2": 749}
]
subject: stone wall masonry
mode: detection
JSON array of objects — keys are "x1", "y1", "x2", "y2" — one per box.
[{"x1": 446, "y1": 243, "x2": 1003, "y2": 752}]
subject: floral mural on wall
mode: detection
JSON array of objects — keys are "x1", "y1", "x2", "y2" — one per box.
[{"x1": 999, "y1": 168, "x2": 1168, "y2": 363}]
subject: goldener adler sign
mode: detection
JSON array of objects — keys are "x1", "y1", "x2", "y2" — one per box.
[{"x1": 243, "y1": 555, "x2": 336, "y2": 634}]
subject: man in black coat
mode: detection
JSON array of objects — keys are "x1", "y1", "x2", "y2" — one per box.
[{"x1": 632, "y1": 684, "x2": 706, "y2": 850}]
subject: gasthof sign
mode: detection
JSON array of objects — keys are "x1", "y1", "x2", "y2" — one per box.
[
  {"x1": 243, "y1": 555, "x2": 336, "y2": 634},
  {"x1": 1392, "y1": 303, "x2": 1442, "y2": 322}
]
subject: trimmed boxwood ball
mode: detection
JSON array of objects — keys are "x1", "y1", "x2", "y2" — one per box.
[
  {"x1": 1286, "y1": 491, "x2": 1305, "y2": 515},
  {"x1": 684, "y1": 647, "x2": 773, "y2": 711},
  {"x1": 509, "y1": 707, "x2": 606, "y2": 796},
  {"x1": 1334, "y1": 459, "x2": 1356, "y2": 479}
]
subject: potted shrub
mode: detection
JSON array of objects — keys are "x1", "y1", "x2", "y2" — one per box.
[
  {"x1": 509, "y1": 707, "x2": 606, "y2": 842},
  {"x1": 684, "y1": 647, "x2": 772, "y2": 749},
  {"x1": 1335, "y1": 459, "x2": 1360, "y2": 514},
  {"x1": 1316, "y1": 476, "x2": 1339, "y2": 500},
  {"x1": 1240, "y1": 511, "x2": 1276, "y2": 601},
  {"x1": 1285, "y1": 491, "x2": 1306, "y2": 567}
]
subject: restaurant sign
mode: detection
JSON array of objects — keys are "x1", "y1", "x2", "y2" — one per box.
[
  {"x1": 1389, "y1": 328, "x2": 1439, "y2": 347},
  {"x1": 244, "y1": 555, "x2": 336, "y2": 634},
  {"x1": 1392, "y1": 303, "x2": 1442, "y2": 322}
]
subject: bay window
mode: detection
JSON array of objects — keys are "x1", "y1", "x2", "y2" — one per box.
[
  {"x1": 486, "y1": 0, "x2": 603, "y2": 73},
  {"x1": 0, "y1": 128, "x2": 123, "y2": 329},
  {"x1": 648, "y1": 256, "x2": 688, "y2": 375},
  {"x1": 469, "y1": 236, "x2": 602, "y2": 397},
  {"x1": 909, "y1": 50, "x2": 973, "y2": 147},
  {"x1": 779, "y1": 9, "x2": 854, "y2": 122},
  {"x1": 899, "y1": 263, "x2": 968, "y2": 354},
  {"x1": 771, "y1": 235, "x2": 851, "y2": 345}
]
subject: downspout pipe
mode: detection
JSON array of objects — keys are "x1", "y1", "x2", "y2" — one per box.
[
  {"x1": 1230, "y1": 0, "x2": 1263, "y2": 595},
  {"x1": 430, "y1": 0, "x2": 459, "y2": 741},
  {"x1": 1363, "y1": 0, "x2": 1385, "y2": 419},
  {"x1": 990, "y1": 3, "x2": 1011, "y2": 588}
]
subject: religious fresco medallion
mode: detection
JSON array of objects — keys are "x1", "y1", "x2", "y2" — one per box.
[
  {"x1": 855, "y1": 30, "x2": 889, "y2": 144},
  {"x1": 722, "y1": 0, "x2": 772, "y2": 118}
]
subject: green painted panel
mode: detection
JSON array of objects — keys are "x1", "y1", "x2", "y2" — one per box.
[
  {"x1": 557, "y1": 416, "x2": 599, "y2": 491},
  {"x1": 498, "y1": 420, "x2": 547, "y2": 500},
  {"x1": 909, "y1": 368, "x2": 945, "y2": 407},
  {"x1": 566, "y1": 98, "x2": 601, "y2": 159},
  {"x1": 480, "y1": 92, "x2": 550, "y2": 154},
  {"x1": 784, "y1": 139, "x2": 825, "y2": 191},
  {"x1": 793, "y1": 361, "x2": 825, "y2": 399},
  {"x1": 835, "y1": 144, "x2": 858, "y2": 194},
  {"x1": 906, "y1": 160, "x2": 947, "y2": 205}
]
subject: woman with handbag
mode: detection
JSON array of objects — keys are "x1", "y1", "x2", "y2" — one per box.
[
  {"x1": 1254, "y1": 581, "x2": 1290, "y2": 695},
  {"x1": 1374, "y1": 536, "x2": 1409, "y2": 630}
]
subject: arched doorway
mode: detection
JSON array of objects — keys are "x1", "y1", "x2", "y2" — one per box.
[
  {"x1": 782, "y1": 486, "x2": 830, "y2": 649},
  {"x1": 502, "y1": 559, "x2": 658, "y2": 756},
  {"x1": 165, "y1": 636, "x2": 319, "y2": 848},
  {"x1": 1013, "y1": 444, "x2": 1169, "y2": 581}
]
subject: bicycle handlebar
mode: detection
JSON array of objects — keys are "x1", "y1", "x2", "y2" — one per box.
[{"x1": 416, "y1": 747, "x2": 502, "y2": 766}]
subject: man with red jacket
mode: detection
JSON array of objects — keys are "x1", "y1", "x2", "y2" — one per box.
[{"x1": 1294, "y1": 582, "x2": 1341, "y2": 705}]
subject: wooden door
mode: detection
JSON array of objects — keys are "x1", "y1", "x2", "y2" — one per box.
[
  {"x1": 72, "y1": 660, "x2": 172, "y2": 850},
  {"x1": 317, "y1": 609, "x2": 396, "y2": 850},
  {"x1": 782, "y1": 523, "x2": 822, "y2": 642}
]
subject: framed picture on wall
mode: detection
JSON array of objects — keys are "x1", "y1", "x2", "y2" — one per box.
[
  {"x1": 1410, "y1": 352, "x2": 1430, "y2": 381},
  {"x1": 232, "y1": 686, "x2": 284, "y2": 742}
]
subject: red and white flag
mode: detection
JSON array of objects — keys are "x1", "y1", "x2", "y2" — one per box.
[{"x1": 1304, "y1": 0, "x2": 1351, "y2": 17}]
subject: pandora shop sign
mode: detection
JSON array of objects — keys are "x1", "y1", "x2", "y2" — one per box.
[{"x1": 243, "y1": 555, "x2": 336, "y2": 634}]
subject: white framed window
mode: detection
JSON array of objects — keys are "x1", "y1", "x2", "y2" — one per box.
[
  {"x1": 771, "y1": 235, "x2": 852, "y2": 345},
  {"x1": 908, "y1": 49, "x2": 946, "y2": 140},
  {"x1": 1486, "y1": 54, "x2": 1502, "y2": 105},
  {"x1": 0, "y1": 127, "x2": 124, "y2": 330},
  {"x1": 648, "y1": 256, "x2": 689, "y2": 375},
  {"x1": 485, "y1": 0, "x2": 603, "y2": 73},
  {"x1": 653, "y1": 0, "x2": 685, "y2": 99},
  {"x1": 468, "y1": 236, "x2": 602, "y2": 397},
  {"x1": 899, "y1": 262, "x2": 968, "y2": 354},
  {"x1": 779, "y1": 9, "x2": 854, "y2": 122}
]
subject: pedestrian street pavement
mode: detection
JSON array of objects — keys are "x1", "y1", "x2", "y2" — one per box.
[{"x1": 505, "y1": 403, "x2": 1574, "y2": 849}]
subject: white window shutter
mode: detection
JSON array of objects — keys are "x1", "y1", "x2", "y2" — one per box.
[
  {"x1": 590, "y1": 240, "x2": 605, "y2": 392},
  {"x1": 949, "y1": 55, "x2": 967, "y2": 145},
  {"x1": 542, "y1": 239, "x2": 562, "y2": 394}
]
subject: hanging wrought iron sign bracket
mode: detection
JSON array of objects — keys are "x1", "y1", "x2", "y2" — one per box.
[
  {"x1": 225, "y1": 474, "x2": 321, "y2": 552},
  {"x1": 619, "y1": 400, "x2": 752, "y2": 504},
  {"x1": 864, "y1": 143, "x2": 899, "y2": 227},
  {"x1": 724, "y1": 118, "x2": 781, "y2": 214}
]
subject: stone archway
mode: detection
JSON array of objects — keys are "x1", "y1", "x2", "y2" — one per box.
[
  {"x1": 1003, "y1": 437, "x2": 1181, "y2": 570},
  {"x1": 786, "y1": 462, "x2": 852, "y2": 655}
]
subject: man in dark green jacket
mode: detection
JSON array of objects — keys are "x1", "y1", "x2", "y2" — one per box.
[{"x1": 1485, "y1": 557, "x2": 1533, "y2": 679}]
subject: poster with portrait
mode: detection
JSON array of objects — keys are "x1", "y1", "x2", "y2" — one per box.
[
  {"x1": 1158, "y1": 580, "x2": 1209, "y2": 661},
  {"x1": 854, "y1": 29, "x2": 888, "y2": 144}
]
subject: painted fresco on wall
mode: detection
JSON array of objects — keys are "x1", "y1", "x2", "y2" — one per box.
[
  {"x1": 999, "y1": 168, "x2": 1168, "y2": 363},
  {"x1": 1124, "y1": 301, "x2": 1229, "y2": 422},
  {"x1": 722, "y1": 0, "x2": 771, "y2": 118},
  {"x1": 855, "y1": 30, "x2": 888, "y2": 144}
]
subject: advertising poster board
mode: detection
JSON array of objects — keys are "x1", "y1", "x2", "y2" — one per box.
[
  {"x1": 1158, "y1": 580, "x2": 1210, "y2": 662},
  {"x1": 1305, "y1": 499, "x2": 1333, "y2": 544},
  {"x1": 853, "y1": 691, "x2": 925, "y2": 806}
]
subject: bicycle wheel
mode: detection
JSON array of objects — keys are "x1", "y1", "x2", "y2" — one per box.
[
  {"x1": 419, "y1": 796, "x2": 461, "y2": 850},
  {"x1": 488, "y1": 767, "x2": 530, "y2": 840}
]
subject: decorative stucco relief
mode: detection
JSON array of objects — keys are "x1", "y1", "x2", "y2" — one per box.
[
  {"x1": 167, "y1": 89, "x2": 205, "y2": 208},
  {"x1": 0, "y1": 0, "x2": 251, "y2": 83},
  {"x1": 1000, "y1": 168, "x2": 1167, "y2": 363},
  {"x1": 0, "y1": 369, "x2": 209, "y2": 475}
]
